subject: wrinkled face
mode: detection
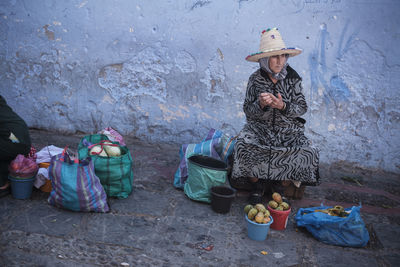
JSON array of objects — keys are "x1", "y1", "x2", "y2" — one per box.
[{"x1": 268, "y1": 54, "x2": 288, "y2": 74}]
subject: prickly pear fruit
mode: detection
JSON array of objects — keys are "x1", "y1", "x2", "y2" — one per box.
[
  {"x1": 276, "y1": 205, "x2": 284, "y2": 211},
  {"x1": 255, "y1": 203, "x2": 267, "y2": 213},
  {"x1": 247, "y1": 208, "x2": 258, "y2": 220},
  {"x1": 264, "y1": 209, "x2": 271, "y2": 218},
  {"x1": 268, "y1": 200, "x2": 278, "y2": 209},
  {"x1": 255, "y1": 212, "x2": 264, "y2": 223},
  {"x1": 272, "y1": 192, "x2": 282, "y2": 204},
  {"x1": 281, "y1": 202, "x2": 290, "y2": 210},
  {"x1": 244, "y1": 204, "x2": 253, "y2": 214},
  {"x1": 263, "y1": 216, "x2": 271, "y2": 224}
]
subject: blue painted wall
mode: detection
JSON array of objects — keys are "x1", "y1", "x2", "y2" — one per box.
[{"x1": 1, "y1": 0, "x2": 399, "y2": 173}]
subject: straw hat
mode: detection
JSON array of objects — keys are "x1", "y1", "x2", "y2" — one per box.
[{"x1": 245, "y1": 28, "x2": 302, "y2": 62}]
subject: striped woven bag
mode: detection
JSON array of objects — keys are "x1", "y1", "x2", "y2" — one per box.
[{"x1": 48, "y1": 148, "x2": 109, "y2": 212}]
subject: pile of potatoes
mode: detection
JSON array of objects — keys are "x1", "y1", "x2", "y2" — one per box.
[
  {"x1": 244, "y1": 203, "x2": 272, "y2": 224},
  {"x1": 268, "y1": 192, "x2": 290, "y2": 211}
]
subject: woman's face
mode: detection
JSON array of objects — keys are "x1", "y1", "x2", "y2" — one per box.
[{"x1": 268, "y1": 54, "x2": 288, "y2": 74}]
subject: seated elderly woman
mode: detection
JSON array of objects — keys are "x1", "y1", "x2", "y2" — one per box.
[{"x1": 231, "y1": 28, "x2": 319, "y2": 204}]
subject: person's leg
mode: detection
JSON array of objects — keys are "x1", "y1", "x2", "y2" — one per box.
[
  {"x1": 248, "y1": 177, "x2": 258, "y2": 183},
  {"x1": 0, "y1": 159, "x2": 11, "y2": 197},
  {"x1": 0, "y1": 137, "x2": 12, "y2": 188},
  {"x1": 248, "y1": 177, "x2": 266, "y2": 205},
  {"x1": 0, "y1": 160, "x2": 9, "y2": 188}
]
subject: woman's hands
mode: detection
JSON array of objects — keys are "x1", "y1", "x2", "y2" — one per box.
[{"x1": 259, "y1": 92, "x2": 285, "y2": 110}]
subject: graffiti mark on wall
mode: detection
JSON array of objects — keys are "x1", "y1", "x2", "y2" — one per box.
[
  {"x1": 304, "y1": 0, "x2": 341, "y2": 4},
  {"x1": 309, "y1": 22, "x2": 354, "y2": 105},
  {"x1": 190, "y1": 1, "x2": 211, "y2": 10}
]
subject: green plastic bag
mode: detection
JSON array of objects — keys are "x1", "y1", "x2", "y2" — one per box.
[
  {"x1": 184, "y1": 155, "x2": 227, "y2": 203},
  {"x1": 78, "y1": 134, "x2": 133, "y2": 199}
]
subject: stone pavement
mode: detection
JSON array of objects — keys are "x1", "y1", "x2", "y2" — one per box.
[{"x1": 0, "y1": 129, "x2": 399, "y2": 267}]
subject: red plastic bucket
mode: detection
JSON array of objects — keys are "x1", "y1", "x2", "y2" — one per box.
[{"x1": 267, "y1": 205, "x2": 291, "y2": 230}]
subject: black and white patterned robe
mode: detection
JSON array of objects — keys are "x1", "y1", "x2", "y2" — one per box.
[{"x1": 231, "y1": 66, "x2": 319, "y2": 186}]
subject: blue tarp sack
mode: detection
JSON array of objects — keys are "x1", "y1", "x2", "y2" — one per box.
[{"x1": 295, "y1": 205, "x2": 369, "y2": 247}]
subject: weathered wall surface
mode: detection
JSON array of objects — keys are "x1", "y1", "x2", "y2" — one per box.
[{"x1": 1, "y1": 0, "x2": 399, "y2": 173}]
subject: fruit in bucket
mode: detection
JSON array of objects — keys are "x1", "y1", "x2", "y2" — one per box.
[
  {"x1": 280, "y1": 202, "x2": 290, "y2": 210},
  {"x1": 269, "y1": 193, "x2": 290, "y2": 211},
  {"x1": 272, "y1": 192, "x2": 282, "y2": 204},
  {"x1": 244, "y1": 204, "x2": 253, "y2": 214},
  {"x1": 255, "y1": 212, "x2": 264, "y2": 223},
  {"x1": 244, "y1": 203, "x2": 272, "y2": 224},
  {"x1": 264, "y1": 209, "x2": 271, "y2": 218},
  {"x1": 247, "y1": 208, "x2": 258, "y2": 220},
  {"x1": 263, "y1": 216, "x2": 271, "y2": 224},
  {"x1": 255, "y1": 203, "x2": 267, "y2": 213},
  {"x1": 268, "y1": 200, "x2": 279, "y2": 209}
]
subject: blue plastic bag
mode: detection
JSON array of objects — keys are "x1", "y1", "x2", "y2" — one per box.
[{"x1": 295, "y1": 205, "x2": 369, "y2": 247}]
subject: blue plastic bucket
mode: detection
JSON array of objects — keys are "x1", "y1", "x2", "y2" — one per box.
[
  {"x1": 245, "y1": 214, "x2": 274, "y2": 241},
  {"x1": 8, "y1": 176, "x2": 35, "y2": 199}
]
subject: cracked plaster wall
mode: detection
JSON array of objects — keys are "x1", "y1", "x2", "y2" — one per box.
[{"x1": 1, "y1": 0, "x2": 399, "y2": 173}]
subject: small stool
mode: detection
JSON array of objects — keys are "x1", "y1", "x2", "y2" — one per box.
[{"x1": 284, "y1": 183, "x2": 306, "y2": 199}]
